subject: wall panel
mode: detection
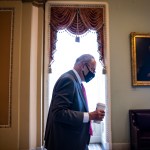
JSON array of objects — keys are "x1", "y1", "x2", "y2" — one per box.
[{"x1": 0, "y1": 8, "x2": 14, "y2": 128}]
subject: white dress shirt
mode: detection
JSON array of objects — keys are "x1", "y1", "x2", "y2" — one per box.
[{"x1": 72, "y1": 69, "x2": 89, "y2": 123}]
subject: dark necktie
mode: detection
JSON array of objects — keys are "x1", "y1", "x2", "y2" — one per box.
[{"x1": 81, "y1": 83, "x2": 93, "y2": 135}]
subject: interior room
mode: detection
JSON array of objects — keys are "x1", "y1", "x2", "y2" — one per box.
[{"x1": 0, "y1": 0, "x2": 150, "y2": 150}]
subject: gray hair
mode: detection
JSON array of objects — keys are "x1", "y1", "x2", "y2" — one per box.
[{"x1": 74, "y1": 54, "x2": 95, "y2": 66}]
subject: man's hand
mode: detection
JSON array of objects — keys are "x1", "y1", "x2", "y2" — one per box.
[{"x1": 89, "y1": 110, "x2": 105, "y2": 121}]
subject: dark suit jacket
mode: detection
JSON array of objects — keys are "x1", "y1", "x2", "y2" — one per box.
[{"x1": 44, "y1": 70, "x2": 90, "y2": 150}]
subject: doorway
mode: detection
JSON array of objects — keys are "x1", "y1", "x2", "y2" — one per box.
[{"x1": 44, "y1": 1, "x2": 111, "y2": 149}]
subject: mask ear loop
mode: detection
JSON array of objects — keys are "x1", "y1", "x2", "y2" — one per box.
[
  {"x1": 85, "y1": 64, "x2": 90, "y2": 72},
  {"x1": 82, "y1": 63, "x2": 88, "y2": 80}
]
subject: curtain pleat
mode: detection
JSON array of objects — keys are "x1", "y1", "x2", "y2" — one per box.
[{"x1": 49, "y1": 7, "x2": 105, "y2": 72}]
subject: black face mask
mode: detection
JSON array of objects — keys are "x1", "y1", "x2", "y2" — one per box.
[{"x1": 82, "y1": 65, "x2": 95, "y2": 82}]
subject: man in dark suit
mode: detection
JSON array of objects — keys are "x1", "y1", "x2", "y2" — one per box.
[{"x1": 44, "y1": 54, "x2": 105, "y2": 150}]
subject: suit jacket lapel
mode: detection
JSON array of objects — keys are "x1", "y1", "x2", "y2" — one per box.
[{"x1": 68, "y1": 70, "x2": 89, "y2": 112}]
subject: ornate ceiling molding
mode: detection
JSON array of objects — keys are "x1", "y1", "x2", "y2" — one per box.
[{"x1": 22, "y1": 0, "x2": 47, "y2": 7}]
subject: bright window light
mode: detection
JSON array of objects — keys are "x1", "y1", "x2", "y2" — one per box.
[{"x1": 48, "y1": 29, "x2": 106, "y2": 112}]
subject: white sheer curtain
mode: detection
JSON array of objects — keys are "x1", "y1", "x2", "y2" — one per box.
[
  {"x1": 48, "y1": 30, "x2": 106, "y2": 143},
  {"x1": 49, "y1": 30, "x2": 106, "y2": 106}
]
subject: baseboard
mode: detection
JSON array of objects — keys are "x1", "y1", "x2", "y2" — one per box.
[
  {"x1": 31, "y1": 147, "x2": 46, "y2": 150},
  {"x1": 102, "y1": 142, "x2": 112, "y2": 150},
  {"x1": 112, "y1": 143, "x2": 130, "y2": 150}
]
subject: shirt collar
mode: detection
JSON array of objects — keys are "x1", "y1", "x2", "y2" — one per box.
[{"x1": 72, "y1": 69, "x2": 82, "y2": 84}]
